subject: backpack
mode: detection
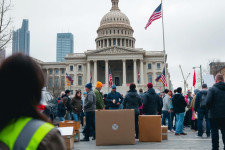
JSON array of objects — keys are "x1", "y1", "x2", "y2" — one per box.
[{"x1": 200, "y1": 92, "x2": 207, "y2": 109}]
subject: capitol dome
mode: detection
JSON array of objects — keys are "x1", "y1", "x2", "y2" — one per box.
[
  {"x1": 100, "y1": 9, "x2": 130, "y2": 26},
  {"x1": 96, "y1": 0, "x2": 136, "y2": 50}
]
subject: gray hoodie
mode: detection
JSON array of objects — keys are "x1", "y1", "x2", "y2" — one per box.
[
  {"x1": 84, "y1": 89, "x2": 96, "y2": 113},
  {"x1": 162, "y1": 94, "x2": 170, "y2": 111}
]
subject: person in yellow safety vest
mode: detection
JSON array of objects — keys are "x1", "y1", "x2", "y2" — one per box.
[{"x1": 0, "y1": 53, "x2": 66, "y2": 150}]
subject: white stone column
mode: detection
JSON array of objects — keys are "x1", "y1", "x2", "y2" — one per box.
[
  {"x1": 107, "y1": 39, "x2": 109, "y2": 47},
  {"x1": 87, "y1": 61, "x2": 90, "y2": 83},
  {"x1": 46, "y1": 69, "x2": 49, "y2": 88},
  {"x1": 120, "y1": 39, "x2": 122, "y2": 47},
  {"x1": 152, "y1": 62, "x2": 156, "y2": 85},
  {"x1": 53, "y1": 68, "x2": 55, "y2": 87},
  {"x1": 133, "y1": 59, "x2": 137, "y2": 84},
  {"x1": 105, "y1": 60, "x2": 109, "y2": 87},
  {"x1": 94, "y1": 60, "x2": 97, "y2": 85},
  {"x1": 58, "y1": 68, "x2": 61, "y2": 88},
  {"x1": 111, "y1": 39, "x2": 113, "y2": 46},
  {"x1": 140, "y1": 59, "x2": 144, "y2": 85},
  {"x1": 74, "y1": 64, "x2": 77, "y2": 86},
  {"x1": 122, "y1": 59, "x2": 127, "y2": 86}
]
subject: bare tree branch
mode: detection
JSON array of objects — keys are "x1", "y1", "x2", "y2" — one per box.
[{"x1": 0, "y1": 0, "x2": 12, "y2": 51}]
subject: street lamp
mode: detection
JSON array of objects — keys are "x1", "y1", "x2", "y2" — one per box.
[{"x1": 193, "y1": 65, "x2": 203, "y2": 87}]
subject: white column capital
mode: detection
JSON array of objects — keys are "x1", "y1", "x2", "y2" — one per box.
[
  {"x1": 122, "y1": 59, "x2": 126, "y2": 62},
  {"x1": 133, "y1": 59, "x2": 137, "y2": 62}
]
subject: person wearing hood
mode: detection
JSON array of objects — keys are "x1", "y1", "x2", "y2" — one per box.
[
  {"x1": 190, "y1": 89, "x2": 200, "y2": 131},
  {"x1": 194, "y1": 84, "x2": 210, "y2": 138},
  {"x1": 206, "y1": 74, "x2": 225, "y2": 150},
  {"x1": 172, "y1": 87, "x2": 187, "y2": 136},
  {"x1": 123, "y1": 83, "x2": 142, "y2": 139},
  {"x1": 143, "y1": 83, "x2": 161, "y2": 115}
]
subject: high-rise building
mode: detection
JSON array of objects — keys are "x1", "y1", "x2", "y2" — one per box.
[
  {"x1": 0, "y1": 49, "x2": 5, "y2": 63},
  {"x1": 57, "y1": 33, "x2": 74, "y2": 62},
  {"x1": 12, "y1": 19, "x2": 30, "y2": 55}
]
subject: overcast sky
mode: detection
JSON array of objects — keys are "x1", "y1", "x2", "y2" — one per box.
[{"x1": 7, "y1": 0, "x2": 225, "y2": 90}]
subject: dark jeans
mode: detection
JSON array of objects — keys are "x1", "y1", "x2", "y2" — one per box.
[
  {"x1": 135, "y1": 114, "x2": 139, "y2": 138},
  {"x1": 197, "y1": 109, "x2": 210, "y2": 136},
  {"x1": 84, "y1": 111, "x2": 95, "y2": 139},
  {"x1": 184, "y1": 109, "x2": 192, "y2": 126},
  {"x1": 210, "y1": 118, "x2": 225, "y2": 150},
  {"x1": 80, "y1": 112, "x2": 85, "y2": 126},
  {"x1": 171, "y1": 111, "x2": 176, "y2": 130},
  {"x1": 162, "y1": 111, "x2": 172, "y2": 130},
  {"x1": 191, "y1": 119, "x2": 198, "y2": 131}
]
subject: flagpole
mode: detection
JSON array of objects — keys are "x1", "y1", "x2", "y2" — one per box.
[{"x1": 161, "y1": 0, "x2": 167, "y2": 88}]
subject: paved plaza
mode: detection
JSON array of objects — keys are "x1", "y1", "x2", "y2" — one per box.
[{"x1": 74, "y1": 128, "x2": 223, "y2": 150}]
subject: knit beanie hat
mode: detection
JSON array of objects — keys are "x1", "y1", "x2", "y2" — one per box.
[
  {"x1": 96, "y1": 81, "x2": 103, "y2": 88},
  {"x1": 112, "y1": 85, "x2": 116, "y2": 89},
  {"x1": 147, "y1": 82, "x2": 153, "y2": 88},
  {"x1": 85, "y1": 83, "x2": 92, "y2": 89}
]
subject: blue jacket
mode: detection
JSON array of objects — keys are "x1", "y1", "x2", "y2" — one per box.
[{"x1": 107, "y1": 91, "x2": 123, "y2": 108}]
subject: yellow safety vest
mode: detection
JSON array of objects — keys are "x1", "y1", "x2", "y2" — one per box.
[{"x1": 0, "y1": 117, "x2": 54, "y2": 150}]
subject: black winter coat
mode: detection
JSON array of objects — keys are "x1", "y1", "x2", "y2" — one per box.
[
  {"x1": 62, "y1": 94, "x2": 72, "y2": 111},
  {"x1": 57, "y1": 102, "x2": 67, "y2": 117},
  {"x1": 194, "y1": 90, "x2": 208, "y2": 112},
  {"x1": 206, "y1": 82, "x2": 225, "y2": 118},
  {"x1": 172, "y1": 94, "x2": 187, "y2": 114},
  {"x1": 123, "y1": 89, "x2": 142, "y2": 115},
  {"x1": 143, "y1": 88, "x2": 161, "y2": 115}
]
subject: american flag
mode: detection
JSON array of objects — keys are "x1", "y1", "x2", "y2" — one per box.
[
  {"x1": 155, "y1": 67, "x2": 167, "y2": 87},
  {"x1": 109, "y1": 68, "x2": 113, "y2": 88},
  {"x1": 145, "y1": 3, "x2": 162, "y2": 30},
  {"x1": 66, "y1": 73, "x2": 73, "y2": 82}
]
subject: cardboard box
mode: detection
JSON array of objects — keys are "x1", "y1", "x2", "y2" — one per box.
[
  {"x1": 58, "y1": 127, "x2": 74, "y2": 150},
  {"x1": 161, "y1": 126, "x2": 168, "y2": 140},
  {"x1": 95, "y1": 109, "x2": 135, "y2": 146},
  {"x1": 59, "y1": 121, "x2": 80, "y2": 132},
  {"x1": 139, "y1": 115, "x2": 162, "y2": 142}
]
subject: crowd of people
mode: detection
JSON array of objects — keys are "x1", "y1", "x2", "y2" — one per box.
[
  {"x1": 56, "y1": 75, "x2": 225, "y2": 150},
  {"x1": 0, "y1": 54, "x2": 225, "y2": 150}
]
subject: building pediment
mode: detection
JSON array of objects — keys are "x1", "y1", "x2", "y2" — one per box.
[{"x1": 85, "y1": 47, "x2": 145, "y2": 55}]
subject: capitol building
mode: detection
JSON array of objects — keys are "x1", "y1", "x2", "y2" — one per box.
[{"x1": 38, "y1": 0, "x2": 172, "y2": 95}]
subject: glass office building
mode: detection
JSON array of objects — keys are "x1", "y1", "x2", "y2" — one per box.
[
  {"x1": 12, "y1": 19, "x2": 30, "y2": 55},
  {"x1": 57, "y1": 33, "x2": 74, "y2": 62}
]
